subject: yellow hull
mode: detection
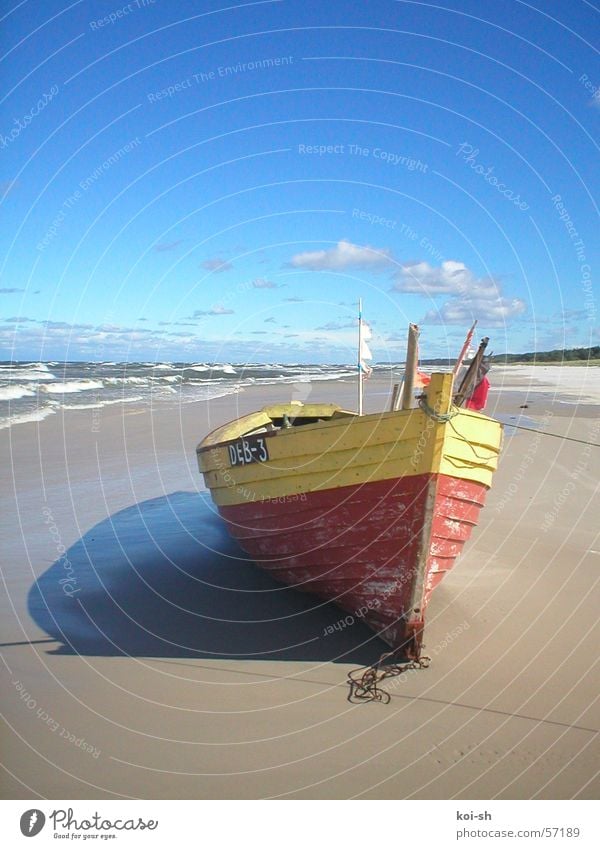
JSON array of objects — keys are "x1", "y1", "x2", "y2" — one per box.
[{"x1": 197, "y1": 374, "x2": 502, "y2": 506}]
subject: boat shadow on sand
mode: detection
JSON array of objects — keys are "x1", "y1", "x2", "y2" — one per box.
[{"x1": 28, "y1": 491, "x2": 385, "y2": 664}]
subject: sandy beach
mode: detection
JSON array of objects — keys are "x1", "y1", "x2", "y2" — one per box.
[{"x1": 1, "y1": 366, "x2": 599, "y2": 800}]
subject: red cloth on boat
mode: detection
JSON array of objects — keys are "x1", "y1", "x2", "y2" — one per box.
[{"x1": 466, "y1": 376, "x2": 490, "y2": 411}]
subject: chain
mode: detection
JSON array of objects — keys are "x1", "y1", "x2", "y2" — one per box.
[{"x1": 347, "y1": 650, "x2": 431, "y2": 704}]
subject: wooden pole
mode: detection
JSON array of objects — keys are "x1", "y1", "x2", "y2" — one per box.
[
  {"x1": 454, "y1": 336, "x2": 489, "y2": 407},
  {"x1": 358, "y1": 299, "x2": 363, "y2": 415},
  {"x1": 401, "y1": 323, "x2": 419, "y2": 410},
  {"x1": 390, "y1": 382, "x2": 402, "y2": 411},
  {"x1": 452, "y1": 320, "x2": 477, "y2": 377}
]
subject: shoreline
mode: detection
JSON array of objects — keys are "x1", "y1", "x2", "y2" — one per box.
[
  {"x1": 2, "y1": 363, "x2": 600, "y2": 434},
  {"x1": 1, "y1": 370, "x2": 598, "y2": 799}
]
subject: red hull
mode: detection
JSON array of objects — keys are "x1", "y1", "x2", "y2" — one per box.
[{"x1": 219, "y1": 473, "x2": 488, "y2": 652}]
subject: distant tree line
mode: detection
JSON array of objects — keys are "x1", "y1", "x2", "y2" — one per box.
[
  {"x1": 417, "y1": 346, "x2": 600, "y2": 366},
  {"x1": 490, "y1": 346, "x2": 600, "y2": 363}
]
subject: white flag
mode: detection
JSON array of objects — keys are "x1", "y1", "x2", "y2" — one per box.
[{"x1": 359, "y1": 321, "x2": 373, "y2": 374}]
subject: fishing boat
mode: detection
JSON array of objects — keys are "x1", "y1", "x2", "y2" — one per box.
[{"x1": 196, "y1": 317, "x2": 502, "y2": 663}]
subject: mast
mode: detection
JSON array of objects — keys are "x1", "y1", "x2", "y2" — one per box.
[
  {"x1": 452, "y1": 320, "x2": 477, "y2": 377},
  {"x1": 401, "y1": 323, "x2": 419, "y2": 410},
  {"x1": 454, "y1": 336, "x2": 489, "y2": 407},
  {"x1": 358, "y1": 298, "x2": 363, "y2": 416}
]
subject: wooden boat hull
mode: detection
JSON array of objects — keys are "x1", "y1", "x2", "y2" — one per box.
[{"x1": 197, "y1": 374, "x2": 502, "y2": 657}]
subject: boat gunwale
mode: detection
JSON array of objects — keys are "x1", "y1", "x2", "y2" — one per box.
[{"x1": 196, "y1": 400, "x2": 500, "y2": 455}]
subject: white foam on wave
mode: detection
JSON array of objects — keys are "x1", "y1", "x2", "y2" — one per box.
[
  {"x1": 250, "y1": 371, "x2": 355, "y2": 385},
  {"x1": 61, "y1": 396, "x2": 144, "y2": 410},
  {"x1": 187, "y1": 363, "x2": 242, "y2": 375},
  {"x1": 188, "y1": 378, "x2": 231, "y2": 386},
  {"x1": 0, "y1": 407, "x2": 57, "y2": 430},
  {"x1": 0, "y1": 383, "x2": 37, "y2": 401},
  {"x1": 184, "y1": 384, "x2": 244, "y2": 403},
  {"x1": 20, "y1": 362, "x2": 53, "y2": 372},
  {"x1": 0, "y1": 369, "x2": 56, "y2": 382},
  {"x1": 105, "y1": 376, "x2": 149, "y2": 386},
  {"x1": 40, "y1": 380, "x2": 104, "y2": 394},
  {"x1": 152, "y1": 385, "x2": 178, "y2": 395}
]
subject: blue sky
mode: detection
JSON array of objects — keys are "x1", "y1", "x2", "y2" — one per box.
[{"x1": 1, "y1": 0, "x2": 598, "y2": 363}]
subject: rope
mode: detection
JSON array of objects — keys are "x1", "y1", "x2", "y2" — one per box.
[
  {"x1": 348, "y1": 648, "x2": 431, "y2": 704},
  {"x1": 508, "y1": 422, "x2": 600, "y2": 448},
  {"x1": 426, "y1": 401, "x2": 599, "y2": 450},
  {"x1": 447, "y1": 418, "x2": 500, "y2": 462},
  {"x1": 418, "y1": 396, "x2": 460, "y2": 423}
]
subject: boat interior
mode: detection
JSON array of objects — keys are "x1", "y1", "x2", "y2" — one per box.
[{"x1": 199, "y1": 402, "x2": 356, "y2": 450}]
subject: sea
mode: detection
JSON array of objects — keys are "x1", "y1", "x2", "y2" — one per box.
[{"x1": 0, "y1": 360, "x2": 385, "y2": 430}]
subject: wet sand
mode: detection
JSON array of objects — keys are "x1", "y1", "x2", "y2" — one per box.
[{"x1": 1, "y1": 368, "x2": 599, "y2": 799}]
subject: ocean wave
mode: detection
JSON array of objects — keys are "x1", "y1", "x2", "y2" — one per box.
[
  {"x1": 0, "y1": 369, "x2": 56, "y2": 381},
  {"x1": 0, "y1": 361, "x2": 358, "y2": 430},
  {"x1": 105, "y1": 376, "x2": 149, "y2": 386},
  {"x1": 187, "y1": 378, "x2": 235, "y2": 386},
  {"x1": 0, "y1": 383, "x2": 37, "y2": 401},
  {"x1": 249, "y1": 371, "x2": 356, "y2": 385},
  {"x1": 184, "y1": 385, "x2": 244, "y2": 402},
  {"x1": 0, "y1": 406, "x2": 57, "y2": 431},
  {"x1": 19, "y1": 362, "x2": 53, "y2": 372},
  {"x1": 152, "y1": 386, "x2": 178, "y2": 395},
  {"x1": 61, "y1": 396, "x2": 144, "y2": 410},
  {"x1": 184, "y1": 363, "x2": 237, "y2": 375},
  {"x1": 40, "y1": 380, "x2": 104, "y2": 394}
]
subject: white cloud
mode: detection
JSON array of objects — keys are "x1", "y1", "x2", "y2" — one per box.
[
  {"x1": 288, "y1": 240, "x2": 393, "y2": 271},
  {"x1": 423, "y1": 296, "x2": 526, "y2": 326},
  {"x1": 316, "y1": 320, "x2": 356, "y2": 331},
  {"x1": 392, "y1": 260, "x2": 499, "y2": 298},
  {"x1": 392, "y1": 259, "x2": 525, "y2": 326},
  {"x1": 154, "y1": 239, "x2": 183, "y2": 252},
  {"x1": 191, "y1": 305, "x2": 234, "y2": 317},
  {"x1": 252, "y1": 278, "x2": 278, "y2": 288},
  {"x1": 200, "y1": 257, "x2": 233, "y2": 273}
]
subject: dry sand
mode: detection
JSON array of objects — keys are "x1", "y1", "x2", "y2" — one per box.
[{"x1": 1, "y1": 367, "x2": 599, "y2": 799}]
